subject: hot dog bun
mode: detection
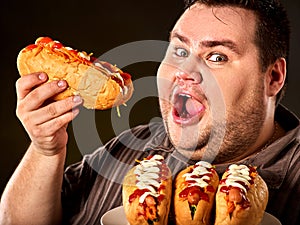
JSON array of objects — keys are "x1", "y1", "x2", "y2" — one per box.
[
  {"x1": 214, "y1": 164, "x2": 268, "y2": 225},
  {"x1": 122, "y1": 155, "x2": 172, "y2": 225},
  {"x1": 17, "y1": 37, "x2": 133, "y2": 110},
  {"x1": 174, "y1": 161, "x2": 219, "y2": 225}
]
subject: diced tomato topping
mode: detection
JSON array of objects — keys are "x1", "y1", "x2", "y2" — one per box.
[
  {"x1": 120, "y1": 72, "x2": 131, "y2": 84},
  {"x1": 129, "y1": 189, "x2": 148, "y2": 203},
  {"x1": 157, "y1": 194, "x2": 165, "y2": 203},
  {"x1": 24, "y1": 44, "x2": 38, "y2": 51},
  {"x1": 36, "y1": 37, "x2": 53, "y2": 46},
  {"x1": 52, "y1": 42, "x2": 63, "y2": 49},
  {"x1": 206, "y1": 185, "x2": 215, "y2": 193}
]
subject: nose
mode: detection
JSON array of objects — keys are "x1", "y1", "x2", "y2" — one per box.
[
  {"x1": 175, "y1": 70, "x2": 202, "y2": 86},
  {"x1": 175, "y1": 54, "x2": 203, "y2": 85}
]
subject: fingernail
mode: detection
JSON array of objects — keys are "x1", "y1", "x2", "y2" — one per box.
[
  {"x1": 38, "y1": 73, "x2": 47, "y2": 80},
  {"x1": 73, "y1": 95, "x2": 82, "y2": 103},
  {"x1": 57, "y1": 80, "x2": 66, "y2": 88}
]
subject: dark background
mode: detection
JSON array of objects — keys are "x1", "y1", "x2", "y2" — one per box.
[{"x1": 0, "y1": 0, "x2": 299, "y2": 194}]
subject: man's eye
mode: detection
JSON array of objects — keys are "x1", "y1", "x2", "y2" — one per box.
[
  {"x1": 208, "y1": 53, "x2": 228, "y2": 62},
  {"x1": 175, "y1": 48, "x2": 189, "y2": 57}
]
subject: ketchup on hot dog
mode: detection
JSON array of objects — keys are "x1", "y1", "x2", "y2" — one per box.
[
  {"x1": 23, "y1": 37, "x2": 131, "y2": 93},
  {"x1": 179, "y1": 161, "x2": 216, "y2": 205},
  {"x1": 219, "y1": 164, "x2": 256, "y2": 213}
]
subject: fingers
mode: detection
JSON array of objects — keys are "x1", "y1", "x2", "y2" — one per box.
[
  {"x1": 19, "y1": 80, "x2": 69, "y2": 112},
  {"x1": 15, "y1": 71, "x2": 82, "y2": 135},
  {"x1": 16, "y1": 72, "x2": 71, "y2": 112},
  {"x1": 15, "y1": 72, "x2": 83, "y2": 155},
  {"x1": 25, "y1": 95, "x2": 83, "y2": 126},
  {"x1": 29, "y1": 107, "x2": 80, "y2": 140},
  {"x1": 16, "y1": 72, "x2": 49, "y2": 101},
  {"x1": 17, "y1": 95, "x2": 82, "y2": 154}
]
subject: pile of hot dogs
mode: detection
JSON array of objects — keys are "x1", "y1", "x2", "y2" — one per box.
[{"x1": 122, "y1": 155, "x2": 268, "y2": 225}]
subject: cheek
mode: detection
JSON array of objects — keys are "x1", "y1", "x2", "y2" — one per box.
[
  {"x1": 157, "y1": 63, "x2": 175, "y2": 101},
  {"x1": 223, "y1": 78, "x2": 242, "y2": 100},
  {"x1": 213, "y1": 59, "x2": 254, "y2": 97},
  {"x1": 217, "y1": 74, "x2": 263, "y2": 111}
]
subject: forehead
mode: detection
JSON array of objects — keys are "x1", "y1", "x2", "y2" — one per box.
[{"x1": 172, "y1": 4, "x2": 257, "y2": 45}]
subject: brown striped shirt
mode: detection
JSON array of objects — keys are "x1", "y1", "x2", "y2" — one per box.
[{"x1": 62, "y1": 104, "x2": 300, "y2": 225}]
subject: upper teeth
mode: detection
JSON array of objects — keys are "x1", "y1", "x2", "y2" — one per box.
[{"x1": 178, "y1": 93, "x2": 191, "y2": 99}]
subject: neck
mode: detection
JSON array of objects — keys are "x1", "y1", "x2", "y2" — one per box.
[
  {"x1": 244, "y1": 101, "x2": 279, "y2": 159},
  {"x1": 232, "y1": 120, "x2": 285, "y2": 163}
]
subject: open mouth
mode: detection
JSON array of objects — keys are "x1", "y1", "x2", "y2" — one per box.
[{"x1": 172, "y1": 93, "x2": 205, "y2": 125}]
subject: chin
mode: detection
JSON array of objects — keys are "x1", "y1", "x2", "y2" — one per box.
[
  {"x1": 162, "y1": 100, "x2": 230, "y2": 163},
  {"x1": 165, "y1": 109, "x2": 211, "y2": 151}
]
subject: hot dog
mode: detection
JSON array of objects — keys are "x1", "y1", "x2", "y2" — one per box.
[
  {"x1": 17, "y1": 37, "x2": 133, "y2": 110},
  {"x1": 174, "y1": 161, "x2": 219, "y2": 225},
  {"x1": 122, "y1": 155, "x2": 172, "y2": 225},
  {"x1": 214, "y1": 164, "x2": 268, "y2": 225}
]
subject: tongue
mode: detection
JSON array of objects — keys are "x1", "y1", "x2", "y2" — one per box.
[
  {"x1": 174, "y1": 96, "x2": 185, "y2": 116},
  {"x1": 185, "y1": 98, "x2": 204, "y2": 116}
]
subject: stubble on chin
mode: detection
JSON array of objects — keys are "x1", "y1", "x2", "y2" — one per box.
[
  {"x1": 160, "y1": 103, "x2": 212, "y2": 160},
  {"x1": 169, "y1": 122, "x2": 210, "y2": 150},
  {"x1": 160, "y1": 94, "x2": 265, "y2": 164},
  {"x1": 213, "y1": 106, "x2": 265, "y2": 163}
]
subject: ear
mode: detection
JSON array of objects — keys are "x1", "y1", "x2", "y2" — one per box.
[{"x1": 266, "y1": 57, "x2": 286, "y2": 97}]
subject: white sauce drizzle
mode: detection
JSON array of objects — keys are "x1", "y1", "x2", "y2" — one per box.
[
  {"x1": 224, "y1": 164, "x2": 252, "y2": 193},
  {"x1": 50, "y1": 38, "x2": 127, "y2": 95},
  {"x1": 65, "y1": 47, "x2": 74, "y2": 51},
  {"x1": 134, "y1": 155, "x2": 164, "y2": 203},
  {"x1": 182, "y1": 161, "x2": 213, "y2": 188},
  {"x1": 78, "y1": 52, "x2": 90, "y2": 61},
  {"x1": 94, "y1": 62, "x2": 125, "y2": 93}
]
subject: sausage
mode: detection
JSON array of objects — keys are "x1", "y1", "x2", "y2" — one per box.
[
  {"x1": 122, "y1": 155, "x2": 172, "y2": 225},
  {"x1": 174, "y1": 161, "x2": 219, "y2": 225},
  {"x1": 188, "y1": 190, "x2": 200, "y2": 206},
  {"x1": 215, "y1": 164, "x2": 269, "y2": 225},
  {"x1": 228, "y1": 187, "x2": 243, "y2": 203}
]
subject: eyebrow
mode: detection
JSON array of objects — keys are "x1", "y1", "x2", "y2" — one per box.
[
  {"x1": 170, "y1": 31, "x2": 241, "y2": 55},
  {"x1": 169, "y1": 31, "x2": 191, "y2": 45}
]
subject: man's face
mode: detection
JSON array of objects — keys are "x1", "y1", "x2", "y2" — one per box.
[{"x1": 157, "y1": 4, "x2": 268, "y2": 162}]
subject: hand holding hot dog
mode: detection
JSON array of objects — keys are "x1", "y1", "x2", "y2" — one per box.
[
  {"x1": 15, "y1": 72, "x2": 82, "y2": 156},
  {"x1": 1, "y1": 70, "x2": 82, "y2": 224},
  {"x1": 16, "y1": 36, "x2": 134, "y2": 155}
]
